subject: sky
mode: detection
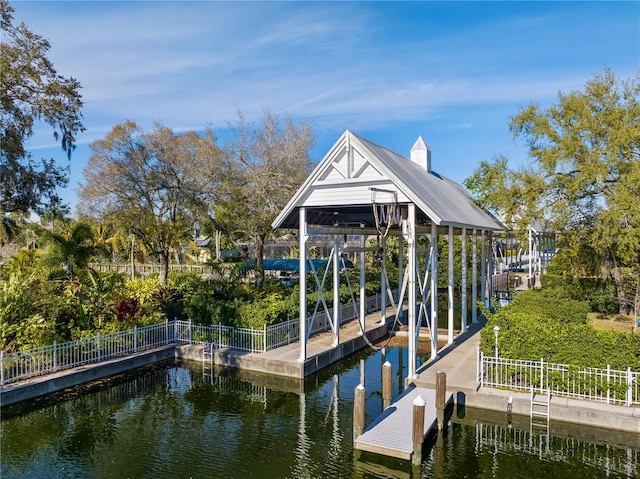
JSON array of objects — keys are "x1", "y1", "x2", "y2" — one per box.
[{"x1": 9, "y1": 0, "x2": 640, "y2": 214}]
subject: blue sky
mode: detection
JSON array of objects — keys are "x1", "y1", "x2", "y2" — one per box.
[{"x1": 11, "y1": 1, "x2": 640, "y2": 213}]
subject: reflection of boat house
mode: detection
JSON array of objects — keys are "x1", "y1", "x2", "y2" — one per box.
[{"x1": 273, "y1": 130, "x2": 502, "y2": 381}]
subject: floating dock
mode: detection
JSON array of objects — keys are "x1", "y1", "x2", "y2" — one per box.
[{"x1": 354, "y1": 385, "x2": 452, "y2": 460}]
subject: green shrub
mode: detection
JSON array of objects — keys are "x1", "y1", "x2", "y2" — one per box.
[
  {"x1": 482, "y1": 285, "x2": 639, "y2": 371},
  {"x1": 540, "y1": 273, "x2": 618, "y2": 314},
  {"x1": 509, "y1": 288, "x2": 589, "y2": 324},
  {"x1": 124, "y1": 277, "x2": 161, "y2": 305},
  {"x1": 185, "y1": 291, "x2": 214, "y2": 324}
]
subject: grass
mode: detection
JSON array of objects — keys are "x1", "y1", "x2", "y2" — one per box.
[{"x1": 588, "y1": 312, "x2": 638, "y2": 334}]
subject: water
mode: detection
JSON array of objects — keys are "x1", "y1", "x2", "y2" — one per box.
[{"x1": 1, "y1": 346, "x2": 638, "y2": 479}]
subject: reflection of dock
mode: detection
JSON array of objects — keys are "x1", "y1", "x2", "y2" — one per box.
[
  {"x1": 354, "y1": 459, "x2": 411, "y2": 479},
  {"x1": 354, "y1": 384, "x2": 452, "y2": 460}
]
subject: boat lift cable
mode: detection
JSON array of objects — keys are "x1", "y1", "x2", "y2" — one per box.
[
  {"x1": 341, "y1": 256, "x2": 404, "y2": 351},
  {"x1": 371, "y1": 189, "x2": 400, "y2": 239},
  {"x1": 334, "y1": 190, "x2": 408, "y2": 351}
]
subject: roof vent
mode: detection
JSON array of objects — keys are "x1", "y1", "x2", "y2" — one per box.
[{"x1": 410, "y1": 136, "x2": 431, "y2": 173}]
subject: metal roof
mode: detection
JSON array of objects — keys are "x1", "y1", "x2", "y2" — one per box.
[{"x1": 272, "y1": 130, "x2": 503, "y2": 232}]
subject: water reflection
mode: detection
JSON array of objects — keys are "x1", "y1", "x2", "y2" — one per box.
[
  {"x1": 475, "y1": 423, "x2": 639, "y2": 477},
  {"x1": 1, "y1": 349, "x2": 638, "y2": 479}
]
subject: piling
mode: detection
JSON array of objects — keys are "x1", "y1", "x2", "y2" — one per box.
[
  {"x1": 353, "y1": 384, "x2": 365, "y2": 441},
  {"x1": 436, "y1": 371, "x2": 446, "y2": 431},
  {"x1": 412, "y1": 395, "x2": 426, "y2": 465},
  {"x1": 382, "y1": 361, "x2": 392, "y2": 410},
  {"x1": 434, "y1": 429, "x2": 446, "y2": 478}
]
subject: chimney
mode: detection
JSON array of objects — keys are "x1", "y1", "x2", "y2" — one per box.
[{"x1": 410, "y1": 136, "x2": 431, "y2": 173}]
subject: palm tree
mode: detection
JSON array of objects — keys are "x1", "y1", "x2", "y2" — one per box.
[{"x1": 40, "y1": 221, "x2": 96, "y2": 278}]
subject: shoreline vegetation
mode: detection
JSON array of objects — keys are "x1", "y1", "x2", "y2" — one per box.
[
  {"x1": 480, "y1": 275, "x2": 639, "y2": 372},
  {"x1": 2, "y1": 254, "x2": 638, "y2": 374}
]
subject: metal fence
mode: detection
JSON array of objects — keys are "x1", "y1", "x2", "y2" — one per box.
[
  {"x1": 0, "y1": 323, "x2": 173, "y2": 386},
  {"x1": 1, "y1": 291, "x2": 391, "y2": 386},
  {"x1": 175, "y1": 289, "x2": 391, "y2": 353},
  {"x1": 478, "y1": 349, "x2": 639, "y2": 407}
]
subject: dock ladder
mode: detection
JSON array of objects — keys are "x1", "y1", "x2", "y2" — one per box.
[
  {"x1": 530, "y1": 387, "x2": 551, "y2": 422},
  {"x1": 529, "y1": 387, "x2": 551, "y2": 455},
  {"x1": 202, "y1": 342, "x2": 216, "y2": 380}
]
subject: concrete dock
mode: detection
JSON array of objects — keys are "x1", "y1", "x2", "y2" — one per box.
[
  {"x1": 206, "y1": 311, "x2": 392, "y2": 378},
  {"x1": 1, "y1": 309, "x2": 393, "y2": 407},
  {"x1": 409, "y1": 315, "x2": 640, "y2": 434}
]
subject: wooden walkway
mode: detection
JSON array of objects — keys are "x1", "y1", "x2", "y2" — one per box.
[{"x1": 354, "y1": 385, "x2": 452, "y2": 460}]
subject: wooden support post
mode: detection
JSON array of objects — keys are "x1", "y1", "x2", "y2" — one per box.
[
  {"x1": 408, "y1": 203, "x2": 417, "y2": 378},
  {"x1": 359, "y1": 234, "x2": 366, "y2": 335},
  {"x1": 472, "y1": 230, "x2": 477, "y2": 324},
  {"x1": 380, "y1": 236, "x2": 387, "y2": 325},
  {"x1": 461, "y1": 228, "x2": 467, "y2": 332},
  {"x1": 353, "y1": 384, "x2": 365, "y2": 441},
  {"x1": 382, "y1": 361, "x2": 392, "y2": 409},
  {"x1": 412, "y1": 395, "x2": 426, "y2": 465},
  {"x1": 481, "y1": 230, "x2": 487, "y2": 307},
  {"x1": 436, "y1": 371, "x2": 446, "y2": 431}
]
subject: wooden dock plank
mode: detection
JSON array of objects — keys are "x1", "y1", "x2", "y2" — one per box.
[{"x1": 354, "y1": 385, "x2": 452, "y2": 460}]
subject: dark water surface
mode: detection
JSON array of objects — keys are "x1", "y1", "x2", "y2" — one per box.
[{"x1": 1, "y1": 346, "x2": 638, "y2": 479}]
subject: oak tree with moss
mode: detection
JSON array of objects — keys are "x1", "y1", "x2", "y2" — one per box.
[{"x1": 0, "y1": 0, "x2": 84, "y2": 239}]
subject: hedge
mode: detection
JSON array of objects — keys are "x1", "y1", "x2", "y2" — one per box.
[{"x1": 481, "y1": 280, "x2": 640, "y2": 371}]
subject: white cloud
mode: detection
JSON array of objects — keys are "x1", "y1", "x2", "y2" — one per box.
[{"x1": 11, "y1": 1, "x2": 639, "y2": 150}]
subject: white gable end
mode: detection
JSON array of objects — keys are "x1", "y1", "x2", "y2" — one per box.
[
  {"x1": 272, "y1": 130, "x2": 502, "y2": 232},
  {"x1": 319, "y1": 147, "x2": 349, "y2": 181},
  {"x1": 317, "y1": 142, "x2": 387, "y2": 184},
  {"x1": 304, "y1": 180, "x2": 403, "y2": 207}
]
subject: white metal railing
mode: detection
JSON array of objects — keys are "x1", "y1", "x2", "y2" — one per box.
[
  {"x1": 1, "y1": 323, "x2": 173, "y2": 386},
  {"x1": 186, "y1": 322, "x2": 266, "y2": 353},
  {"x1": 478, "y1": 349, "x2": 639, "y2": 406},
  {"x1": 1, "y1": 291, "x2": 391, "y2": 386}
]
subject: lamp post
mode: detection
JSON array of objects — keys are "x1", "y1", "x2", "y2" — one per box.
[{"x1": 493, "y1": 325, "x2": 500, "y2": 358}]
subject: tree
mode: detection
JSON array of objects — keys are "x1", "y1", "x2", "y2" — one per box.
[
  {"x1": 78, "y1": 121, "x2": 221, "y2": 284},
  {"x1": 39, "y1": 220, "x2": 96, "y2": 279},
  {"x1": 212, "y1": 111, "x2": 315, "y2": 288},
  {"x1": 0, "y1": 0, "x2": 84, "y2": 235},
  {"x1": 465, "y1": 69, "x2": 640, "y2": 313}
]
